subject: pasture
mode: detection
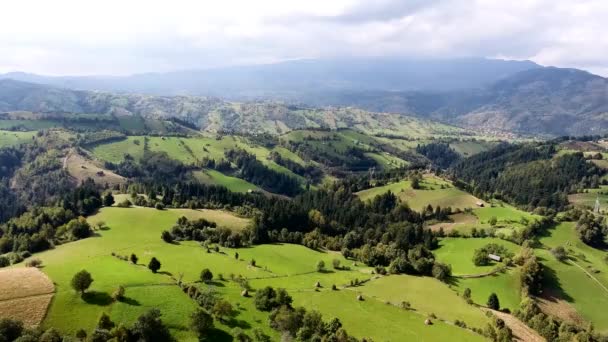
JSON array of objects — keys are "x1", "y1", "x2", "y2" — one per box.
[
  {"x1": 10, "y1": 206, "x2": 488, "y2": 341},
  {"x1": 0, "y1": 130, "x2": 37, "y2": 147},
  {"x1": 536, "y1": 222, "x2": 608, "y2": 333},
  {"x1": 356, "y1": 175, "x2": 484, "y2": 211},
  {"x1": 193, "y1": 169, "x2": 260, "y2": 193}
]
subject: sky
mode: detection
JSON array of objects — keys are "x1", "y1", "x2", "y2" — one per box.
[{"x1": 1, "y1": 0, "x2": 607, "y2": 76}]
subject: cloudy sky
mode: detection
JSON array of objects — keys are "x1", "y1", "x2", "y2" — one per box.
[{"x1": 1, "y1": 0, "x2": 607, "y2": 76}]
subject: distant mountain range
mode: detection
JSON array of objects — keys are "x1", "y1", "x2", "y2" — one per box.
[{"x1": 1, "y1": 58, "x2": 608, "y2": 136}]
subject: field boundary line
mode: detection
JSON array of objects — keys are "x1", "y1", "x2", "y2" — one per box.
[
  {"x1": 570, "y1": 260, "x2": 608, "y2": 295},
  {"x1": 0, "y1": 291, "x2": 55, "y2": 303}
]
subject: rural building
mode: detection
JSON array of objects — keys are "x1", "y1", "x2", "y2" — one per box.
[{"x1": 488, "y1": 254, "x2": 501, "y2": 262}]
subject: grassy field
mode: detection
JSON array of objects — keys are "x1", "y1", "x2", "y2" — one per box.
[
  {"x1": 90, "y1": 135, "x2": 303, "y2": 182},
  {"x1": 291, "y1": 290, "x2": 486, "y2": 342},
  {"x1": 354, "y1": 275, "x2": 489, "y2": 329},
  {"x1": 536, "y1": 222, "x2": 608, "y2": 333},
  {"x1": 450, "y1": 270, "x2": 522, "y2": 312},
  {"x1": 9, "y1": 207, "x2": 486, "y2": 341},
  {"x1": 568, "y1": 186, "x2": 608, "y2": 211},
  {"x1": 0, "y1": 130, "x2": 37, "y2": 147},
  {"x1": 357, "y1": 175, "x2": 483, "y2": 211},
  {"x1": 434, "y1": 238, "x2": 521, "y2": 275},
  {"x1": 193, "y1": 169, "x2": 260, "y2": 193}
]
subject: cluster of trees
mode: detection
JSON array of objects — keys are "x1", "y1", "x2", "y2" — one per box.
[
  {"x1": 224, "y1": 148, "x2": 302, "y2": 196},
  {"x1": 268, "y1": 151, "x2": 323, "y2": 184},
  {"x1": 0, "y1": 318, "x2": 73, "y2": 342},
  {"x1": 0, "y1": 179, "x2": 101, "y2": 256},
  {"x1": 416, "y1": 142, "x2": 461, "y2": 169},
  {"x1": 514, "y1": 298, "x2": 601, "y2": 341},
  {"x1": 472, "y1": 243, "x2": 514, "y2": 266},
  {"x1": 165, "y1": 216, "x2": 250, "y2": 248},
  {"x1": 576, "y1": 212, "x2": 607, "y2": 247},
  {"x1": 451, "y1": 142, "x2": 602, "y2": 210},
  {"x1": 282, "y1": 139, "x2": 377, "y2": 174},
  {"x1": 254, "y1": 286, "x2": 362, "y2": 341}
]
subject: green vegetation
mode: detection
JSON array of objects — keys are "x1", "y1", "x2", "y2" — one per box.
[
  {"x1": 0, "y1": 130, "x2": 37, "y2": 147},
  {"x1": 193, "y1": 169, "x2": 260, "y2": 193},
  {"x1": 434, "y1": 238, "x2": 520, "y2": 275}
]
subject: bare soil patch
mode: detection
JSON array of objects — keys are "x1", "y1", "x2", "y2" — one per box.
[
  {"x1": 428, "y1": 213, "x2": 478, "y2": 232},
  {"x1": 65, "y1": 149, "x2": 126, "y2": 187},
  {"x1": 0, "y1": 268, "x2": 55, "y2": 326},
  {"x1": 487, "y1": 309, "x2": 545, "y2": 342}
]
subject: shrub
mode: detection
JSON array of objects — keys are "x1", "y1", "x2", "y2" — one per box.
[
  {"x1": 161, "y1": 231, "x2": 174, "y2": 243},
  {"x1": 316, "y1": 260, "x2": 326, "y2": 272},
  {"x1": 190, "y1": 309, "x2": 214, "y2": 338},
  {"x1": 487, "y1": 293, "x2": 500, "y2": 310},
  {"x1": 0, "y1": 256, "x2": 9, "y2": 268},
  {"x1": 25, "y1": 258, "x2": 42, "y2": 268},
  {"x1": 332, "y1": 259, "x2": 341, "y2": 270},
  {"x1": 112, "y1": 285, "x2": 125, "y2": 301},
  {"x1": 551, "y1": 246, "x2": 568, "y2": 261}
]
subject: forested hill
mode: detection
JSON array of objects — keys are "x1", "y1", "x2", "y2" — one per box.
[
  {"x1": 449, "y1": 141, "x2": 603, "y2": 211},
  {"x1": 0, "y1": 79, "x2": 467, "y2": 136}
]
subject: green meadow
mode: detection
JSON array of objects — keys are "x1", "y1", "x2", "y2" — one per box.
[
  {"x1": 537, "y1": 222, "x2": 608, "y2": 333},
  {"x1": 11, "y1": 207, "x2": 488, "y2": 341},
  {"x1": 0, "y1": 130, "x2": 37, "y2": 147},
  {"x1": 356, "y1": 175, "x2": 483, "y2": 211}
]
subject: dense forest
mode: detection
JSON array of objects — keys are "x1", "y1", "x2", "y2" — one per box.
[{"x1": 450, "y1": 142, "x2": 602, "y2": 210}]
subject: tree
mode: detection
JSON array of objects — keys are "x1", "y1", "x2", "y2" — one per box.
[
  {"x1": 131, "y1": 308, "x2": 172, "y2": 342},
  {"x1": 112, "y1": 285, "x2": 125, "y2": 301},
  {"x1": 254, "y1": 286, "x2": 292, "y2": 311},
  {"x1": 0, "y1": 256, "x2": 9, "y2": 268},
  {"x1": 316, "y1": 260, "x2": 326, "y2": 272},
  {"x1": 148, "y1": 257, "x2": 161, "y2": 273},
  {"x1": 332, "y1": 259, "x2": 341, "y2": 270},
  {"x1": 71, "y1": 270, "x2": 93, "y2": 295},
  {"x1": 432, "y1": 262, "x2": 452, "y2": 282},
  {"x1": 75, "y1": 329, "x2": 87, "y2": 341},
  {"x1": 489, "y1": 216, "x2": 498, "y2": 226},
  {"x1": 97, "y1": 312, "x2": 115, "y2": 330},
  {"x1": 103, "y1": 193, "x2": 115, "y2": 207},
  {"x1": 487, "y1": 293, "x2": 500, "y2": 310},
  {"x1": 66, "y1": 217, "x2": 92, "y2": 240},
  {"x1": 39, "y1": 328, "x2": 62, "y2": 342},
  {"x1": 0, "y1": 318, "x2": 24, "y2": 341},
  {"x1": 161, "y1": 230, "x2": 174, "y2": 243},
  {"x1": 212, "y1": 299, "x2": 233, "y2": 321},
  {"x1": 190, "y1": 309, "x2": 214, "y2": 338},
  {"x1": 463, "y1": 288, "x2": 472, "y2": 304},
  {"x1": 200, "y1": 268, "x2": 213, "y2": 283},
  {"x1": 130, "y1": 253, "x2": 138, "y2": 264},
  {"x1": 551, "y1": 246, "x2": 568, "y2": 261},
  {"x1": 232, "y1": 327, "x2": 252, "y2": 342}
]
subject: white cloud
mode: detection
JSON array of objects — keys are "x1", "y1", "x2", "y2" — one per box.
[{"x1": 0, "y1": 0, "x2": 607, "y2": 75}]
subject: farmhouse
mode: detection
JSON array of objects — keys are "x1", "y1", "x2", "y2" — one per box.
[{"x1": 488, "y1": 254, "x2": 501, "y2": 262}]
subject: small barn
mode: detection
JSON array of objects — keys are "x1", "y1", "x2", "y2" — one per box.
[
  {"x1": 476, "y1": 201, "x2": 485, "y2": 207},
  {"x1": 488, "y1": 254, "x2": 501, "y2": 262}
]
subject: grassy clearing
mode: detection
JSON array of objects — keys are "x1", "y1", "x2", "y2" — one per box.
[
  {"x1": 90, "y1": 136, "x2": 145, "y2": 163},
  {"x1": 65, "y1": 150, "x2": 126, "y2": 187},
  {"x1": 450, "y1": 140, "x2": 497, "y2": 157},
  {"x1": 537, "y1": 222, "x2": 608, "y2": 332},
  {"x1": 0, "y1": 130, "x2": 37, "y2": 147},
  {"x1": 357, "y1": 175, "x2": 483, "y2": 211},
  {"x1": 193, "y1": 169, "x2": 260, "y2": 193},
  {"x1": 568, "y1": 186, "x2": 608, "y2": 211},
  {"x1": 434, "y1": 238, "x2": 520, "y2": 275},
  {"x1": 291, "y1": 290, "x2": 486, "y2": 342},
  {"x1": 451, "y1": 270, "x2": 522, "y2": 312},
  {"x1": 473, "y1": 205, "x2": 540, "y2": 224},
  {"x1": 355, "y1": 275, "x2": 489, "y2": 329},
  {"x1": 0, "y1": 268, "x2": 55, "y2": 326}
]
